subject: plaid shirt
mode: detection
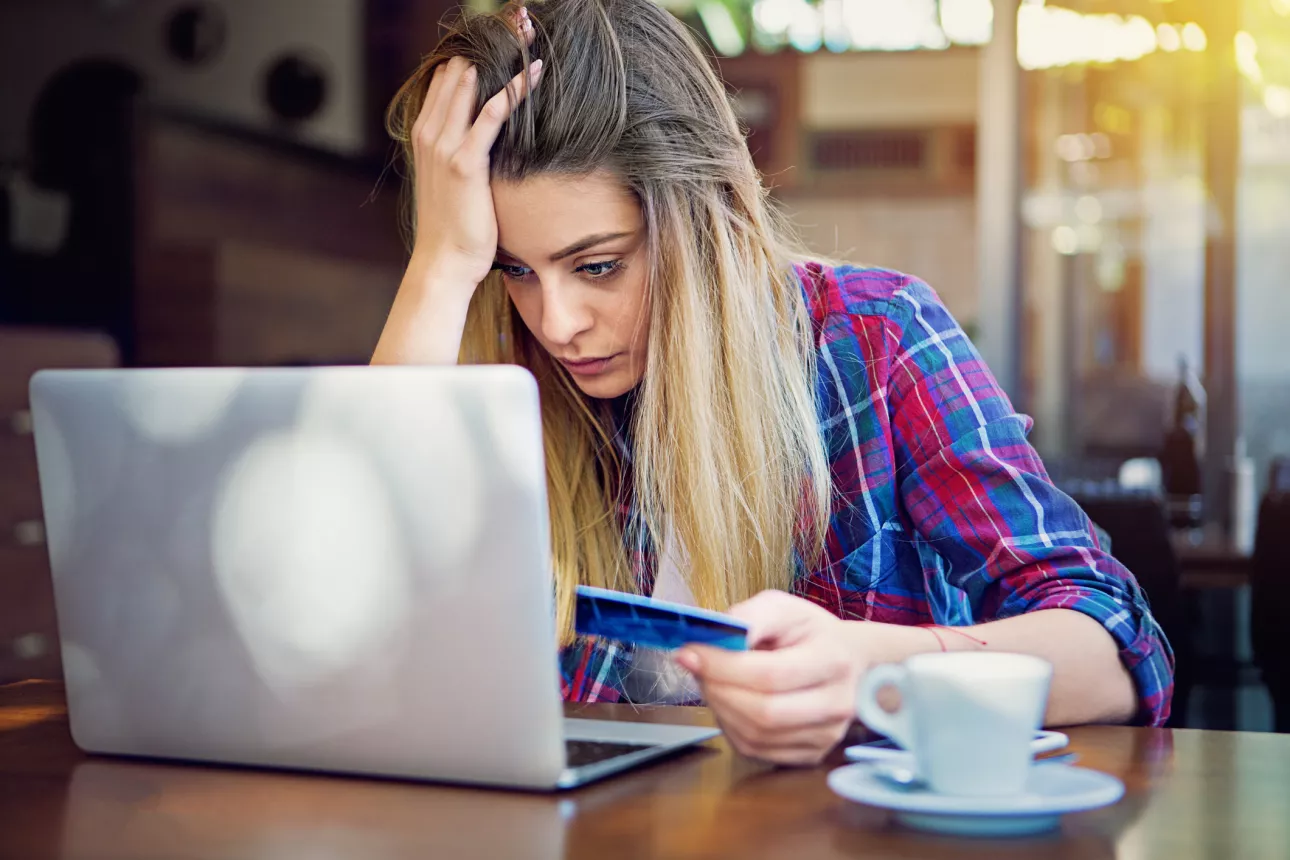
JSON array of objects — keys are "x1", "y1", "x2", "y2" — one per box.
[{"x1": 560, "y1": 264, "x2": 1175, "y2": 726}]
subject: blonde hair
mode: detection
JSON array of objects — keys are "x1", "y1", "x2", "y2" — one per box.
[{"x1": 387, "y1": 0, "x2": 830, "y2": 643}]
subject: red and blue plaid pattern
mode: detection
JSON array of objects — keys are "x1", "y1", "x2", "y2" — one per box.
[{"x1": 560, "y1": 264, "x2": 1174, "y2": 726}]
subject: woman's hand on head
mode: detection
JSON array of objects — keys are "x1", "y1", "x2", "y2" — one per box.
[
  {"x1": 674, "y1": 591, "x2": 872, "y2": 766},
  {"x1": 409, "y1": 9, "x2": 540, "y2": 293}
]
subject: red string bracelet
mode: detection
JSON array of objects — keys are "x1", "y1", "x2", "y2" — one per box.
[
  {"x1": 921, "y1": 625, "x2": 947, "y2": 652},
  {"x1": 917, "y1": 624, "x2": 989, "y2": 650}
]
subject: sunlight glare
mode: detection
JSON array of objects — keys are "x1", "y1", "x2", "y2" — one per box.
[
  {"x1": 1235, "y1": 32, "x2": 1263, "y2": 85},
  {"x1": 753, "y1": 0, "x2": 809, "y2": 35},
  {"x1": 697, "y1": 0, "x2": 745, "y2": 56},
  {"x1": 1019, "y1": 7, "x2": 1160, "y2": 69},
  {"x1": 1181, "y1": 23, "x2": 1207, "y2": 52},
  {"x1": 1075, "y1": 195, "x2": 1104, "y2": 225},
  {"x1": 820, "y1": 0, "x2": 849, "y2": 52},
  {"x1": 1052, "y1": 226, "x2": 1079, "y2": 256},
  {"x1": 120, "y1": 371, "x2": 245, "y2": 444},
  {"x1": 939, "y1": 0, "x2": 993, "y2": 46},
  {"x1": 296, "y1": 373, "x2": 487, "y2": 575},
  {"x1": 1265, "y1": 86, "x2": 1290, "y2": 119},
  {"x1": 1157, "y1": 23, "x2": 1181, "y2": 53},
  {"x1": 212, "y1": 431, "x2": 412, "y2": 690},
  {"x1": 842, "y1": 0, "x2": 948, "y2": 51},
  {"x1": 789, "y1": 8, "x2": 824, "y2": 52}
]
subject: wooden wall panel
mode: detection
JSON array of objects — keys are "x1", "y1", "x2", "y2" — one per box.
[
  {"x1": 139, "y1": 118, "x2": 406, "y2": 264},
  {"x1": 132, "y1": 113, "x2": 407, "y2": 367},
  {"x1": 214, "y1": 241, "x2": 400, "y2": 365}
]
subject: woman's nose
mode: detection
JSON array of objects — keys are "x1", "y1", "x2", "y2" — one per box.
[{"x1": 539, "y1": 283, "x2": 593, "y2": 346}]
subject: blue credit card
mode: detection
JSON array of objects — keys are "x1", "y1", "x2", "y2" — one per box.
[{"x1": 575, "y1": 585, "x2": 749, "y2": 651}]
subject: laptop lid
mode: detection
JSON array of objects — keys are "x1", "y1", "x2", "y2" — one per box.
[{"x1": 30, "y1": 365, "x2": 568, "y2": 788}]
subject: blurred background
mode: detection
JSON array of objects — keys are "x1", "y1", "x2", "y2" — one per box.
[{"x1": 1, "y1": 0, "x2": 1288, "y2": 731}]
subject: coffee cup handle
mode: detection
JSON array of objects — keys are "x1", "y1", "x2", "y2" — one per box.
[{"x1": 856, "y1": 663, "x2": 915, "y2": 751}]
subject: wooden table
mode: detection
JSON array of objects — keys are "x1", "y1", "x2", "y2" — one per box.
[{"x1": 3, "y1": 681, "x2": 1289, "y2": 859}]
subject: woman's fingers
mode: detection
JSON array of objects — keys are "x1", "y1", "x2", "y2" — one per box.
[
  {"x1": 704, "y1": 681, "x2": 855, "y2": 738},
  {"x1": 413, "y1": 60, "x2": 450, "y2": 139},
  {"x1": 737, "y1": 739, "x2": 840, "y2": 767},
  {"x1": 718, "y1": 715, "x2": 849, "y2": 766},
  {"x1": 521, "y1": 6, "x2": 536, "y2": 45},
  {"x1": 414, "y1": 5, "x2": 536, "y2": 153},
  {"x1": 461, "y1": 60, "x2": 543, "y2": 162},
  {"x1": 414, "y1": 56, "x2": 468, "y2": 148},
  {"x1": 680, "y1": 644, "x2": 846, "y2": 694},
  {"x1": 699, "y1": 675, "x2": 856, "y2": 765},
  {"x1": 436, "y1": 62, "x2": 480, "y2": 152},
  {"x1": 512, "y1": 4, "x2": 536, "y2": 46}
]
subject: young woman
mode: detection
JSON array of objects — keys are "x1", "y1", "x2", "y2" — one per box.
[{"x1": 372, "y1": 0, "x2": 1174, "y2": 764}]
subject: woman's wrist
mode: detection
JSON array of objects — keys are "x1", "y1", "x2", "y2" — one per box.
[
  {"x1": 842, "y1": 619, "x2": 946, "y2": 670},
  {"x1": 372, "y1": 256, "x2": 479, "y2": 366},
  {"x1": 404, "y1": 252, "x2": 479, "y2": 312}
]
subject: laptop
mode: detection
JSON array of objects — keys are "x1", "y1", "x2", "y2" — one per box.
[{"x1": 28, "y1": 365, "x2": 719, "y2": 789}]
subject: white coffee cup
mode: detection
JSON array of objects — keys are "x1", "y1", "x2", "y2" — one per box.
[{"x1": 855, "y1": 652, "x2": 1053, "y2": 797}]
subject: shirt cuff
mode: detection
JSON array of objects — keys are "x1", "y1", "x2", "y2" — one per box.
[{"x1": 1024, "y1": 582, "x2": 1176, "y2": 726}]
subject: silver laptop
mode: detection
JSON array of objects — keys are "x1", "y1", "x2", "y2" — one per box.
[{"x1": 29, "y1": 365, "x2": 718, "y2": 789}]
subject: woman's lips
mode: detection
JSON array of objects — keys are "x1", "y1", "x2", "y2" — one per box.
[{"x1": 560, "y1": 355, "x2": 617, "y2": 376}]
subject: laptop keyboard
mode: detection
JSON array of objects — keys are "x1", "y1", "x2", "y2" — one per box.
[{"x1": 565, "y1": 739, "x2": 656, "y2": 768}]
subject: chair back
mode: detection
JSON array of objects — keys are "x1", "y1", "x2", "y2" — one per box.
[
  {"x1": 1069, "y1": 488, "x2": 1192, "y2": 727},
  {"x1": 1252, "y1": 493, "x2": 1290, "y2": 732}
]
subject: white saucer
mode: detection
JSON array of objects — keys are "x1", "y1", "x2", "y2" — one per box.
[{"x1": 828, "y1": 761, "x2": 1125, "y2": 837}]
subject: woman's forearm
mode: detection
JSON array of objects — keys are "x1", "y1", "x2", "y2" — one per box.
[
  {"x1": 371, "y1": 254, "x2": 476, "y2": 366},
  {"x1": 846, "y1": 608, "x2": 1138, "y2": 726}
]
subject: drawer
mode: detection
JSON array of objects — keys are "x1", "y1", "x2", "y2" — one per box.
[
  {"x1": 0, "y1": 646, "x2": 62, "y2": 685},
  {"x1": 1, "y1": 410, "x2": 47, "y2": 567},
  {"x1": 0, "y1": 326, "x2": 120, "y2": 409},
  {"x1": 0, "y1": 546, "x2": 57, "y2": 636},
  {"x1": 0, "y1": 546, "x2": 61, "y2": 683},
  {"x1": 0, "y1": 329, "x2": 116, "y2": 682}
]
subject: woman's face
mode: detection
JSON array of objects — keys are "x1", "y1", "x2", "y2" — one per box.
[{"x1": 491, "y1": 170, "x2": 650, "y2": 400}]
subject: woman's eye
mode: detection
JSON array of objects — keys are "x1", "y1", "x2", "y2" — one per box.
[
  {"x1": 493, "y1": 262, "x2": 532, "y2": 280},
  {"x1": 579, "y1": 260, "x2": 622, "y2": 278}
]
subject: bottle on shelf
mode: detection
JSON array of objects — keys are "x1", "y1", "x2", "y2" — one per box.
[
  {"x1": 1159, "y1": 354, "x2": 1205, "y2": 529},
  {"x1": 1230, "y1": 436, "x2": 1257, "y2": 554}
]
